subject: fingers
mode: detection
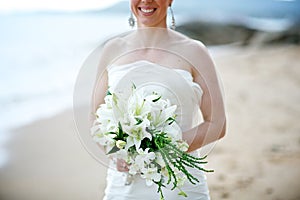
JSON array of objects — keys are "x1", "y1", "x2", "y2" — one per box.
[{"x1": 116, "y1": 159, "x2": 129, "y2": 172}]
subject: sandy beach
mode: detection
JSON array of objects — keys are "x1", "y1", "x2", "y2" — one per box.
[{"x1": 0, "y1": 44, "x2": 299, "y2": 200}]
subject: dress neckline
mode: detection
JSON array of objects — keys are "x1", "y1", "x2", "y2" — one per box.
[
  {"x1": 107, "y1": 59, "x2": 203, "y2": 100},
  {"x1": 108, "y1": 60, "x2": 193, "y2": 77}
]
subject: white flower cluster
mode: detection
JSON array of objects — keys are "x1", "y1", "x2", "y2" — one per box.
[{"x1": 91, "y1": 87, "x2": 189, "y2": 187}]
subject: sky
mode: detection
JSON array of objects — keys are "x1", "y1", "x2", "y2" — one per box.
[{"x1": 0, "y1": 0, "x2": 124, "y2": 12}]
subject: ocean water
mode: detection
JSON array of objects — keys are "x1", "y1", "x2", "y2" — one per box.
[
  {"x1": 0, "y1": 13, "x2": 131, "y2": 167},
  {"x1": 0, "y1": 13, "x2": 128, "y2": 129}
]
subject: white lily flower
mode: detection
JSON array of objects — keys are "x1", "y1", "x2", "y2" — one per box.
[
  {"x1": 135, "y1": 148, "x2": 156, "y2": 167},
  {"x1": 163, "y1": 122, "x2": 182, "y2": 142},
  {"x1": 95, "y1": 105, "x2": 117, "y2": 133},
  {"x1": 116, "y1": 149, "x2": 129, "y2": 160},
  {"x1": 128, "y1": 163, "x2": 140, "y2": 175},
  {"x1": 93, "y1": 131, "x2": 116, "y2": 146},
  {"x1": 110, "y1": 93, "x2": 128, "y2": 121},
  {"x1": 96, "y1": 104, "x2": 113, "y2": 119},
  {"x1": 145, "y1": 95, "x2": 177, "y2": 128},
  {"x1": 141, "y1": 167, "x2": 161, "y2": 186},
  {"x1": 155, "y1": 152, "x2": 166, "y2": 168},
  {"x1": 127, "y1": 93, "x2": 151, "y2": 118},
  {"x1": 125, "y1": 136, "x2": 135, "y2": 150},
  {"x1": 104, "y1": 95, "x2": 113, "y2": 108},
  {"x1": 123, "y1": 118, "x2": 151, "y2": 150},
  {"x1": 150, "y1": 102, "x2": 177, "y2": 128}
]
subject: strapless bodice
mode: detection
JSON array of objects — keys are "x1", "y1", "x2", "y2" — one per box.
[
  {"x1": 106, "y1": 60, "x2": 204, "y2": 131},
  {"x1": 107, "y1": 60, "x2": 203, "y2": 101}
]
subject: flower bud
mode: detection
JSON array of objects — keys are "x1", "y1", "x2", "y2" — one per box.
[
  {"x1": 116, "y1": 140, "x2": 126, "y2": 149},
  {"x1": 178, "y1": 141, "x2": 189, "y2": 152}
]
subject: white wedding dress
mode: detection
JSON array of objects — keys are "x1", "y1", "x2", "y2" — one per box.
[{"x1": 103, "y1": 60, "x2": 210, "y2": 200}]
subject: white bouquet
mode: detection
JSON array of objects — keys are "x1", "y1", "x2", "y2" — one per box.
[{"x1": 91, "y1": 84, "x2": 212, "y2": 199}]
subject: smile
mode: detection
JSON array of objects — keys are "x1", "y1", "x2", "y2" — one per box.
[{"x1": 138, "y1": 7, "x2": 157, "y2": 15}]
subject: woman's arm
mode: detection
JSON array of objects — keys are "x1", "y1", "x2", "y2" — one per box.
[
  {"x1": 90, "y1": 70, "x2": 108, "y2": 125},
  {"x1": 183, "y1": 42, "x2": 226, "y2": 152},
  {"x1": 89, "y1": 38, "x2": 122, "y2": 125},
  {"x1": 89, "y1": 38, "x2": 132, "y2": 172}
]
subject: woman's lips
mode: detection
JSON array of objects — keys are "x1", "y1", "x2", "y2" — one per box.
[{"x1": 138, "y1": 7, "x2": 157, "y2": 16}]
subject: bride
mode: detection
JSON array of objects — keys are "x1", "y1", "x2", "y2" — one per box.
[{"x1": 90, "y1": 0, "x2": 226, "y2": 199}]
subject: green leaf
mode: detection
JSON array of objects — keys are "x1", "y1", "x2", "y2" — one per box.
[
  {"x1": 117, "y1": 122, "x2": 124, "y2": 138},
  {"x1": 135, "y1": 118, "x2": 143, "y2": 125},
  {"x1": 106, "y1": 146, "x2": 120, "y2": 155},
  {"x1": 152, "y1": 96, "x2": 161, "y2": 102},
  {"x1": 132, "y1": 83, "x2": 136, "y2": 89},
  {"x1": 112, "y1": 93, "x2": 118, "y2": 105},
  {"x1": 167, "y1": 116, "x2": 176, "y2": 125},
  {"x1": 178, "y1": 191, "x2": 188, "y2": 197},
  {"x1": 106, "y1": 90, "x2": 112, "y2": 96}
]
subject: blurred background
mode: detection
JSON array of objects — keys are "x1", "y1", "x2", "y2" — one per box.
[{"x1": 0, "y1": 0, "x2": 299, "y2": 199}]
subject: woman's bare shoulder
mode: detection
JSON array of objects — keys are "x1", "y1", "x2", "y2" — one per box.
[
  {"x1": 170, "y1": 32, "x2": 208, "y2": 55},
  {"x1": 100, "y1": 36, "x2": 128, "y2": 65},
  {"x1": 172, "y1": 36, "x2": 216, "y2": 76},
  {"x1": 102, "y1": 36, "x2": 127, "y2": 52},
  {"x1": 184, "y1": 38, "x2": 208, "y2": 53}
]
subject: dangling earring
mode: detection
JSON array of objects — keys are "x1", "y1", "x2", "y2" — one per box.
[
  {"x1": 169, "y1": 6, "x2": 176, "y2": 30},
  {"x1": 128, "y1": 12, "x2": 135, "y2": 28}
]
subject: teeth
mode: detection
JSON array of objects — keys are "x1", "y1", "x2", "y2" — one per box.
[{"x1": 141, "y1": 8, "x2": 154, "y2": 13}]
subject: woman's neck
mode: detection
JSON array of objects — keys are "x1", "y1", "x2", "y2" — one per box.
[{"x1": 130, "y1": 27, "x2": 171, "y2": 48}]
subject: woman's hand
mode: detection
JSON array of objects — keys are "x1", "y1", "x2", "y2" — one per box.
[{"x1": 116, "y1": 159, "x2": 129, "y2": 172}]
